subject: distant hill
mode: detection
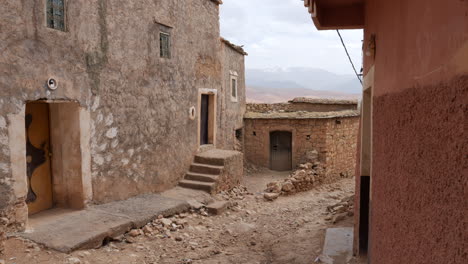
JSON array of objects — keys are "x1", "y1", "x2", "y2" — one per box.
[{"x1": 246, "y1": 67, "x2": 362, "y2": 103}]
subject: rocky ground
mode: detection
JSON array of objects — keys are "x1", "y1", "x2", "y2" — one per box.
[{"x1": 2, "y1": 170, "x2": 356, "y2": 264}]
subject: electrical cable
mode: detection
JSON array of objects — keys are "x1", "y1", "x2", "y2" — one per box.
[{"x1": 336, "y1": 30, "x2": 362, "y2": 84}]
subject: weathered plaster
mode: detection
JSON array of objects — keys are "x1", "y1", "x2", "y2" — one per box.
[{"x1": 0, "y1": 0, "x2": 245, "y2": 231}]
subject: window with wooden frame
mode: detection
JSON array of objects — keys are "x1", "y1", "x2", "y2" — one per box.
[
  {"x1": 160, "y1": 32, "x2": 171, "y2": 59},
  {"x1": 46, "y1": 0, "x2": 66, "y2": 31},
  {"x1": 230, "y1": 71, "x2": 238, "y2": 102}
]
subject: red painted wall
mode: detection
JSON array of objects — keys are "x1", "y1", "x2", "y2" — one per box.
[{"x1": 357, "y1": 0, "x2": 468, "y2": 263}]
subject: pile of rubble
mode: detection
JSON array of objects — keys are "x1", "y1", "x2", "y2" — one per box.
[
  {"x1": 325, "y1": 195, "x2": 355, "y2": 224},
  {"x1": 1, "y1": 217, "x2": 7, "y2": 262},
  {"x1": 264, "y1": 150, "x2": 328, "y2": 200},
  {"x1": 219, "y1": 185, "x2": 252, "y2": 201},
  {"x1": 123, "y1": 214, "x2": 190, "y2": 243}
]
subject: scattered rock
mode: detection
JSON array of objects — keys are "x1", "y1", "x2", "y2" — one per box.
[
  {"x1": 281, "y1": 182, "x2": 294, "y2": 192},
  {"x1": 266, "y1": 182, "x2": 282, "y2": 193},
  {"x1": 332, "y1": 213, "x2": 348, "y2": 224},
  {"x1": 206, "y1": 201, "x2": 229, "y2": 215},
  {"x1": 67, "y1": 257, "x2": 82, "y2": 264},
  {"x1": 160, "y1": 218, "x2": 172, "y2": 227},
  {"x1": 128, "y1": 229, "x2": 140, "y2": 237},
  {"x1": 264, "y1": 192, "x2": 280, "y2": 201},
  {"x1": 126, "y1": 237, "x2": 137, "y2": 244}
]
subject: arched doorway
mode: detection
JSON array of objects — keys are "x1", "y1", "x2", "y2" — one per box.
[{"x1": 270, "y1": 131, "x2": 292, "y2": 171}]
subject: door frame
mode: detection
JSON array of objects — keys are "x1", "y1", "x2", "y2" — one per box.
[
  {"x1": 197, "y1": 88, "x2": 217, "y2": 147},
  {"x1": 8, "y1": 100, "x2": 92, "y2": 219}
]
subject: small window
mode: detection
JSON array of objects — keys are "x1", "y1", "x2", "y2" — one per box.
[
  {"x1": 47, "y1": 0, "x2": 66, "y2": 31},
  {"x1": 160, "y1": 32, "x2": 171, "y2": 58},
  {"x1": 231, "y1": 77, "x2": 238, "y2": 102}
]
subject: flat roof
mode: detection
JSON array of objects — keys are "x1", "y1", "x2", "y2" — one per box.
[
  {"x1": 244, "y1": 110, "x2": 360, "y2": 120},
  {"x1": 221, "y1": 38, "x2": 248, "y2": 56},
  {"x1": 289, "y1": 97, "x2": 359, "y2": 105}
]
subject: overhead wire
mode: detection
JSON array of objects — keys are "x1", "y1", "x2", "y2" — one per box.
[{"x1": 336, "y1": 30, "x2": 363, "y2": 85}]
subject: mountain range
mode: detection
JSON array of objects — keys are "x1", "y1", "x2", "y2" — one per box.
[{"x1": 246, "y1": 67, "x2": 362, "y2": 103}]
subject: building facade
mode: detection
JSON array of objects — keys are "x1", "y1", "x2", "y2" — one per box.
[
  {"x1": 244, "y1": 98, "x2": 359, "y2": 182},
  {"x1": 0, "y1": 0, "x2": 246, "y2": 233},
  {"x1": 304, "y1": 0, "x2": 467, "y2": 263}
]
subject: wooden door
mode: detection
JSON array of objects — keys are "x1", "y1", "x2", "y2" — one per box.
[
  {"x1": 200, "y1": 94, "x2": 209, "y2": 145},
  {"x1": 270, "y1": 131, "x2": 292, "y2": 171},
  {"x1": 25, "y1": 103, "x2": 53, "y2": 215}
]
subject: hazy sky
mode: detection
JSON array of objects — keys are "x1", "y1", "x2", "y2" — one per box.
[{"x1": 220, "y1": 0, "x2": 363, "y2": 75}]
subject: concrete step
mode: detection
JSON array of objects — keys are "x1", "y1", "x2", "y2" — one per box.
[
  {"x1": 179, "y1": 179, "x2": 215, "y2": 193},
  {"x1": 189, "y1": 163, "x2": 223, "y2": 175},
  {"x1": 19, "y1": 194, "x2": 189, "y2": 253},
  {"x1": 194, "y1": 155, "x2": 225, "y2": 166},
  {"x1": 185, "y1": 172, "x2": 219, "y2": 183}
]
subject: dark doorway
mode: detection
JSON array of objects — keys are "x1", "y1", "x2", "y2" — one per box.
[
  {"x1": 200, "y1": 94, "x2": 210, "y2": 145},
  {"x1": 359, "y1": 176, "x2": 371, "y2": 255},
  {"x1": 270, "y1": 131, "x2": 292, "y2": 171}
]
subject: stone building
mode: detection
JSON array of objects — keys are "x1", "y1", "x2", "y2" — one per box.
[
  {"x1": 244, "y1": 98, "x2": 359, "y2": 182},
  {"x1": 303, "y1": 0, "x2": 467, "y2": 263},
  {"x1": 0, "y1": 0, "x2": 246, "y2": 234}
]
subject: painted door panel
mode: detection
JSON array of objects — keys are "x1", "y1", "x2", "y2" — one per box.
[
  {"x1": 270, "y1": 131, "x2": 292, "y2": 171},
  {"x1": 26, "y1": 103, "x2": 53, "y2": 215}
]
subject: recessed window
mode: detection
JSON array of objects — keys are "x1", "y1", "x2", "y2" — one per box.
[
  {"x1": 46, "y1": 0, "x2": 66, "y2": 31},
  {"x1": 231, "y1": 76, "x2": 238, "y2": 102},
  {"x1": 235, "y1": 128, "x2": 242, "y2": 140},
  {"x1": 160, "y1": 32, "x2": 171, "y2": 59}
]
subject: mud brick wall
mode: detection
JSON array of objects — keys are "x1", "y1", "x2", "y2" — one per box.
[{"x1": 244, "y1": 116, "x2": 359, "y2": 179}]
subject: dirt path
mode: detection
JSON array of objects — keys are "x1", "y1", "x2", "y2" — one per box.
[{"x1": 4, "y1": 171, "x2": 355, "y2": 264}]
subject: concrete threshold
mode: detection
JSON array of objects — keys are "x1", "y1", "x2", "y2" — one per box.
[
  {"x1": 17, "y1": 194, "x2": 190, "y2": 253},
  {"x1": 317, "y1": 227, "x2": 354, "y2": 264}
]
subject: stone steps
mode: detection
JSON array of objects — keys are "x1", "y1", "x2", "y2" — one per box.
[
  {"x1": 185, "y1": 172, "x2": 219, "y2": 183},
  {"x1": 179, "y1": 179, "x2": 216, "y2": 192},
  {"x1": 194, "y1": 155, "x2": 225, "y2": 166},
  {"x1": 190, "y1": 163, "x2": 223, "y2": 175},
  {"x1": 179, "y1": 151, "x2": 228, "y2": 193}
]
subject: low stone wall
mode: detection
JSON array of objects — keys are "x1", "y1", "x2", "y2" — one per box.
[
  {"x1": 264, "y1": 150, "x2": 352, "y2": 198},
  {"x1": 216, "y1": 152, "x2": 244, "y2": 192},
  {"x1": 246, "y1": 102, "x2": 358, "y2": 113}
]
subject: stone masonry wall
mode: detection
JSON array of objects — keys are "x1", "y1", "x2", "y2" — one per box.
[
  {"x1": 0, "y1": 0, "x2": 236, "y2": 232},
  {"x1": 324, "y1": 117, "x2": 359, "y2": 181},
  {"x1": 247, "y1": 103, "x2": 357, "y2": 113},
  {"x1": 244, "y1": 119, "x2": 329, "y2": 169},
  {"x1": 218, "y1": 42, "x2": 246, "y2": 151},
  {"x1": 244, "y1": 116, "x2": 359, "y2": 179}
]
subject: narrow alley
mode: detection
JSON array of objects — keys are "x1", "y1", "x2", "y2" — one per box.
[{"x1": 4, "y1": 170, "x2": 355, "y2": 264}]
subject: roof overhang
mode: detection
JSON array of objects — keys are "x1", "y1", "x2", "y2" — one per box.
[{"x1": 304, "y1": 0, "x2": 365, "y2": 30}]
